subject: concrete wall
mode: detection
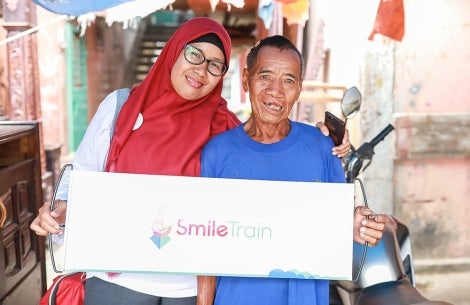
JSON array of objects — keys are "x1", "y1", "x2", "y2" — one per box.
[
  {"x1": 36, "y1": 8, "x2": 68, "y2": 152},
  {"x1": 322, "y1": 0, "x2": 470, "y2": 268},
  {"x1": 392, "y1": 0, "x2": 470, "y2": 264}
]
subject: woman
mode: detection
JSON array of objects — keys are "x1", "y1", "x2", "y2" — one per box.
[{"x1": 30, "y1": 17, "x2": 350, "y2": 305}]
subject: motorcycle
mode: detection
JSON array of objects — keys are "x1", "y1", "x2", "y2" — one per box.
[{"x1": 327, "y1": 88, "x2": 453, "y2": 305}]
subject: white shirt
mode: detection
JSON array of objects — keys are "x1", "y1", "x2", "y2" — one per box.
[{"x1": 55, "y1": 90, "x2": 197, "y2": 297}]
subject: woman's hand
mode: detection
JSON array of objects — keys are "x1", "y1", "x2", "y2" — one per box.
[
  {"x1": 30, "y1": 200, "x2": 67, "y2": 236},
  {"x1": 316, "y1": 122, "x2": 351, "y2": 157}
]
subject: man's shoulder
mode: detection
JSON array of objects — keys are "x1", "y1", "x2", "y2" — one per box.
[
  {"x1": 206, "y1": 125, "x2": 240, "y2": 148},
  {"x1": 292, "y1": 121, "x2": 322, "y2": 135},
  {"x1": 292, "y1": 121, "x2": 334, "y2": 147},
  {"x1": 212, "y1": 125, "x2": 240, "y2": 140}
]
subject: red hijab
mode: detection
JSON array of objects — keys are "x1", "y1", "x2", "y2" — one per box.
[{"x1": 105, "y1": 17, "x2": 241, "y2": 176}]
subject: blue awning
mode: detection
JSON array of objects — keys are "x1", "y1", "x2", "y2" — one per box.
[{"x1": 32, "y1": 0, "x2": 135, "y2": 16}]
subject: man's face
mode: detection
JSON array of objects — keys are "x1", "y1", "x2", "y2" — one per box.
[{"x1": 242, "y1": 46, "x2": 302, "y2": 125}]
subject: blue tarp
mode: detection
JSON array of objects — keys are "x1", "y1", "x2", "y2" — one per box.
[{"x1": 32, "y1": 0, "x2": 135, "y2": 16}]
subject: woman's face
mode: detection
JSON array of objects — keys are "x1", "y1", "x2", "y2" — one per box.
[{"x1": 171, "y1": 42, "x2": 225, "y2": 100}]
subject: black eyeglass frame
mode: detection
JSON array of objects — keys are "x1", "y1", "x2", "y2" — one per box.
[{"x1": 183, "y1": 44, "x2": 227, "y2": 77}]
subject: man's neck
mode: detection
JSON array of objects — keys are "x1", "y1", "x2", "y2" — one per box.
[{"x1": 243, "y1": 118, "x2": 291, "y2": 144}]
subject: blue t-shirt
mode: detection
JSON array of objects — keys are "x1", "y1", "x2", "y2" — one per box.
[{"x1": 201, "y1": 121, "x2": 345, "y2": 305}]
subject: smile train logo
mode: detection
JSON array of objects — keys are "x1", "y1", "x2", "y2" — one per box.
[{"x1": 150, "y1": 207, "x2": 172, "y2": 249}]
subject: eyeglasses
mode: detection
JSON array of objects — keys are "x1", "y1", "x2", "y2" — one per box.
[{"x1": 183, "y1": 44, "x2": 227, "y2": 77}]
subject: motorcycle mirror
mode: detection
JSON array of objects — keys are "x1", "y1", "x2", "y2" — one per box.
[
  {"x1": 324, "y1": 86, "x2": 362, "y2": 148},
  {"x1": 341, "y1": 86, "x2": 362, "y2": 119}
]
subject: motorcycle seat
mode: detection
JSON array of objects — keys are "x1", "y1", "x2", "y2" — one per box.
[{"x1": 355, "y1": 277, "x2": 453, "y2": 305}]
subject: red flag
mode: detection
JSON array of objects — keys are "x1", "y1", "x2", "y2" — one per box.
[{"x1": 368, "y1": 0, "x2": 405, "y2": 41}]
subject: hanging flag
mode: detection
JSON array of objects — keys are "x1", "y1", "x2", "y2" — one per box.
[
  {"x1": 101, "y1": 0, "x2": 175, "y2": 25},
  {"x1": 281, "y1": 0, "x2": 309, "y2": 25},
  {"x1": 32, "y1": 0, "x2": 136, "y2": 16},
  {"x1": 368, "y1": 0, "x2": 405, "y2": 42}
]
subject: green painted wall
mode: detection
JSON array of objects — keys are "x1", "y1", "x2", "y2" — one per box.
[{"x1": 65, "y1": 23, "x2": 88, "y2": 151}]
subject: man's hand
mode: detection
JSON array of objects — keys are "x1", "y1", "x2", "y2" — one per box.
[
  {"x1": 316, "y1": 122, "x2": 351, "y2": 157},
  {"x1": 353, "y1": 206, "x2": 389, "y2": 246}
]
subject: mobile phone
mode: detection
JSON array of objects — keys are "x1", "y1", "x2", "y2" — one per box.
[{"x1": 324, "y1": 111, "x2": 345, "y2": 146}]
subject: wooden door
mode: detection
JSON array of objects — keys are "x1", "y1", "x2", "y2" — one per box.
[{"x1": 0, "y1": 122, "x2": 46, "y2": 305}]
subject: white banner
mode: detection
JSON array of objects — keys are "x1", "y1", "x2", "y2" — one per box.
[{"x1": 63, "y1": 170, "x2": 354, "y2": 280}]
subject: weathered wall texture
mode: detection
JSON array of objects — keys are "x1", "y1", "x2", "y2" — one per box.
[
  {"x1": 85, "y1": 18, "x2": 127, "y2": 122},
  {"x1": 392, "y1": 0, "x2": 470, "y2": 263},
  {"x1": 36, "y1": 8, "x2": 67, "y2": 150},
  {"x1": 36, "y1": 8, "x2": 129, "y2": 158},
  {"x1": 324, "y1": 0, "x2": 469, "y2": 268}
]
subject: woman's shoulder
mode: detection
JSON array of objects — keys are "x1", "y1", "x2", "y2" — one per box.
[
  {"x1": 92, "y1": 88, "x2": 130, "y2": 121},
  {"x1": 82, "y1": 88, "x2": 130, "y2": 135},
  {"x1": 99, "y1": 89, "x2": 128, "y2": 110}
]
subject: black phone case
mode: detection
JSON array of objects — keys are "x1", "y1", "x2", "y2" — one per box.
[{"x1": 324, "y1": 111, "x2": 345, "y2": 146}]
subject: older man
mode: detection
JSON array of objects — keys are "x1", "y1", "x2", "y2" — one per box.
[{"x1": 201, "y1": 35, "x2": 388, "y2": 305}]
